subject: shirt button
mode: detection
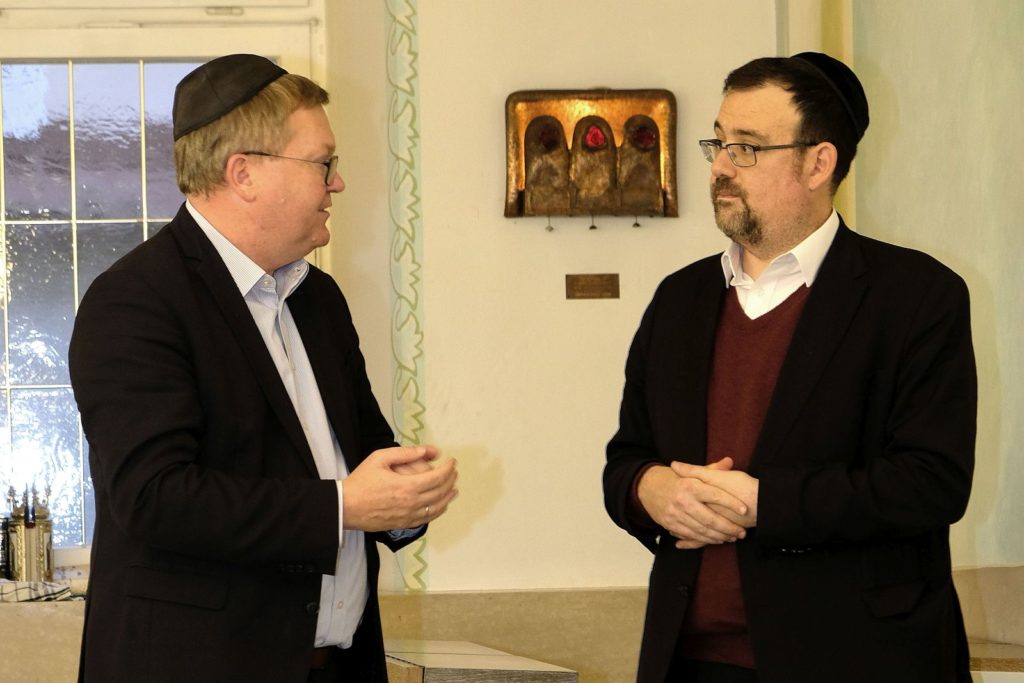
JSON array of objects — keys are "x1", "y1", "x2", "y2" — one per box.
[{"x1": 336, "y1": 601, "x2": 344, "y2": 610}]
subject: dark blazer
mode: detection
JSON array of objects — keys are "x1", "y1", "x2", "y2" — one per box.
[
  {"x1": 604, "y1": 223, "x2": 976, "y2": 683},
  {"x1": 69, "y1": 205, "x2": 420, "y2": 682}
]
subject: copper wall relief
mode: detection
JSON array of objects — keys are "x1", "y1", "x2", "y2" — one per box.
[{"x1": 504, "y1": 89, "x2": 677, "y2": 227}]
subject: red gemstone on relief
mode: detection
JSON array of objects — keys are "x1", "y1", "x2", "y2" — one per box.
[{"x1": 584, "y1": 125, "x2": 607, "y2": 149}]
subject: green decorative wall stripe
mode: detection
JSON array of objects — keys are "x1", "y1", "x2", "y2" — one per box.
[{"x1": 386, "y1": 0, "x2": 428, "y2": 591}]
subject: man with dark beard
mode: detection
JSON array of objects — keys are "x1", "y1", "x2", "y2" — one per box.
[{"x1": 603, "y1": 53, "x2": 976, "y2": 683}]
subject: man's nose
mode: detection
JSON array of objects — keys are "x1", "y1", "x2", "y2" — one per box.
[{"x1": 710, "y1": 146, "x2": 736, "y2": 178}]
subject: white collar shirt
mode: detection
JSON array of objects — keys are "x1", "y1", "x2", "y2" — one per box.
[
  {"x1": 187, "y1": 201, "x2": 367, "y2": 649},
  {"x1": 720, "y1": 209, "x2": 840, "y2": 319}
]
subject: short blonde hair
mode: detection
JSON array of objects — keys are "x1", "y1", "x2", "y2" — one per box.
[{"x1": 174, "y1": 73, "x2": 329, "y2": 196}]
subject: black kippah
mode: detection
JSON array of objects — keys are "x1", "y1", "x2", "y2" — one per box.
[
  {"x1": 791, "y1": 52, "x2": 869, "y2": 142},
  {"x1": 173, "y1": 54, "x2": 287, "y2": 141}
]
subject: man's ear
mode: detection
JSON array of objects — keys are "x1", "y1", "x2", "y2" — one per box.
[
  {"x1": 224, "y1": 153, "x2": 258, "y2": 201},
  {"x1": 805, "y1": 141, "x2": 837, "y2": 192}
]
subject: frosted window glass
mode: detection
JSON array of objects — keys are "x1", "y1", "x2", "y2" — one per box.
[
  {"x1": 145, "y1": 62, "x2": 198, "y2": 219},
  {"x1": 0, "y1": 59, "x2": 193, "y2": 549},
  {"x1": 74, "y1": 63, "x2": 143, "y2": 220},
  {"x1": 0, "y1": 238, "x2": 6, "y2": 388},
  {"x1": 10, "y1": 388, "x2": 84, "y2": 548},
  {"x1": 2, "y1": 63, "x2": 72, "y2": 220},
  {"x1": 6, "y1": 223, "x2": 74, "y2": 386},
  {"x1": 0, "y1": 391, "x2": 9, "y2": 503}
]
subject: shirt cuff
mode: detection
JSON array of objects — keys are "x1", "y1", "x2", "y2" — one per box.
[
  {"x1": 388, "y1": 526, "x2": 423, "y2": 541},
  {"x1": 335, "y1": 480, "x2": 346, "y2": 546}
]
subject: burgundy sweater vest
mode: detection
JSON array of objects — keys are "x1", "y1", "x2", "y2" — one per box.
[{"x1": 678, "y1": 285, "x2": 810, "y2": 669}]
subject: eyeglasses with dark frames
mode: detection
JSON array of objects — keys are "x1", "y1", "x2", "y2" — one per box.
[
  {"x1": 241, "y1": 151, "x2": 339, "y2": 184},
  {"x1": 698, "y1": 139, "x2": 819, "y2": 167}
]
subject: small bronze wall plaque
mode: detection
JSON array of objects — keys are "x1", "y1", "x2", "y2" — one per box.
[{"x1": 566, "y1": 273, "x2": 620, "y2": 300}]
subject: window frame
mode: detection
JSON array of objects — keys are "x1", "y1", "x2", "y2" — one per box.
[
  {"x1": 1, "y1": 17, "x2": 322, "y2": 570},
  {"x1": 2, "y1": 0, "x2": 309, "y2": 6}
]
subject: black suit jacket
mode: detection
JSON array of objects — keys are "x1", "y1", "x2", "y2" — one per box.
[
  {"x1": 69, "y1": 205, "x2": 420, "y2": 682},
  {"x1": 604, "y1": 223, "x2": 976, "y2": 683}
]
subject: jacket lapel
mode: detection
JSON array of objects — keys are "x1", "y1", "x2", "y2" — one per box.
[
  {"x1": 169, "y1": 208, "x2": 320, "y2": 477},
  {"x1": 286, "y1": 282, "x2": 359, "y2": 473},
  {"x1": 750, "y1": 223, "x2": 869, "y2": 471},
  {"x1": 657, "y1": 258, "x2": 726, "y2": 463}
]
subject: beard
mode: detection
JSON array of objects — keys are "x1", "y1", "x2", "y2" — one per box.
[{"x1": 711, "y1": 178, "x2": 763, "y2": 246}]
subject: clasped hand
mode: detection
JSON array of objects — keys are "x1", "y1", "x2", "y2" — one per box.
[
  {"x1": 637, "y1": 457, "x2": 758, "y2": 550},
  {"x1": 342, "y1": 445, "x2": 458, "y2": 532}
]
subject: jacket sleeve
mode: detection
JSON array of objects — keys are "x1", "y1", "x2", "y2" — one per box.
[{"x1": 603, "y1": 287, "x2": 666, "y2": 554}]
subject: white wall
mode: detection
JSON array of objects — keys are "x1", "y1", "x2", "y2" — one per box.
[
  {"x1": 328, "y1": 0, "x2": 777, "y2": 590},
  {"x1": 327, "y1": 0, "x2": 1021, "y2": 591},
  {"x1": 852, "y1": 0, "x2": 1024, "y2": 568}
]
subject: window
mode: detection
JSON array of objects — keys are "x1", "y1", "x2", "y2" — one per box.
[
  {"x1": 0, "y1": 59, "x2": 199, "y2": 549},
  {"x1": 0, "y1": 20, "x2": 318, "y2": 559}
]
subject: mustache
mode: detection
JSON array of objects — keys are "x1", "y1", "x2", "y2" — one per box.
[{"x1": 711, "y1": 178, "x2": 745, "y2": 200}]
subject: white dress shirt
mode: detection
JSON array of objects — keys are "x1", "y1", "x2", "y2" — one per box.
[
  {"x1": 720, "y1": 210, "x2": 840, "y2": 319},
  {"x1": 187, "y1": 202, "x2": 366, "y2": 649}
]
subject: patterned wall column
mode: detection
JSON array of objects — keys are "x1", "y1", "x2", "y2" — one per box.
[{"x1": 386, "y1": 0, "x2": 428, "y2": 591}]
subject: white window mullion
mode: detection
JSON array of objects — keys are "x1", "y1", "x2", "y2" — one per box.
[
  {"x1": 139, "y1": 59, "x2": 150, "y2": 241},
  {"x1": 69, "y1": 60, "x2": 80, "y2": 313}
]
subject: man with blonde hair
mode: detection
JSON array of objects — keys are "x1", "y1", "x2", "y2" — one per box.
[{"x1": 70, "y1": 54, "x2": 458, "y2": 682}]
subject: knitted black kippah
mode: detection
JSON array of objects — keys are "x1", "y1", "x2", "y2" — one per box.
[
  {"x1": 173, "y1": 54, "x2": 287, "y2": 140},
  {"x1": 792, "y1": 52, "x2": 869, "y2": 141}
]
